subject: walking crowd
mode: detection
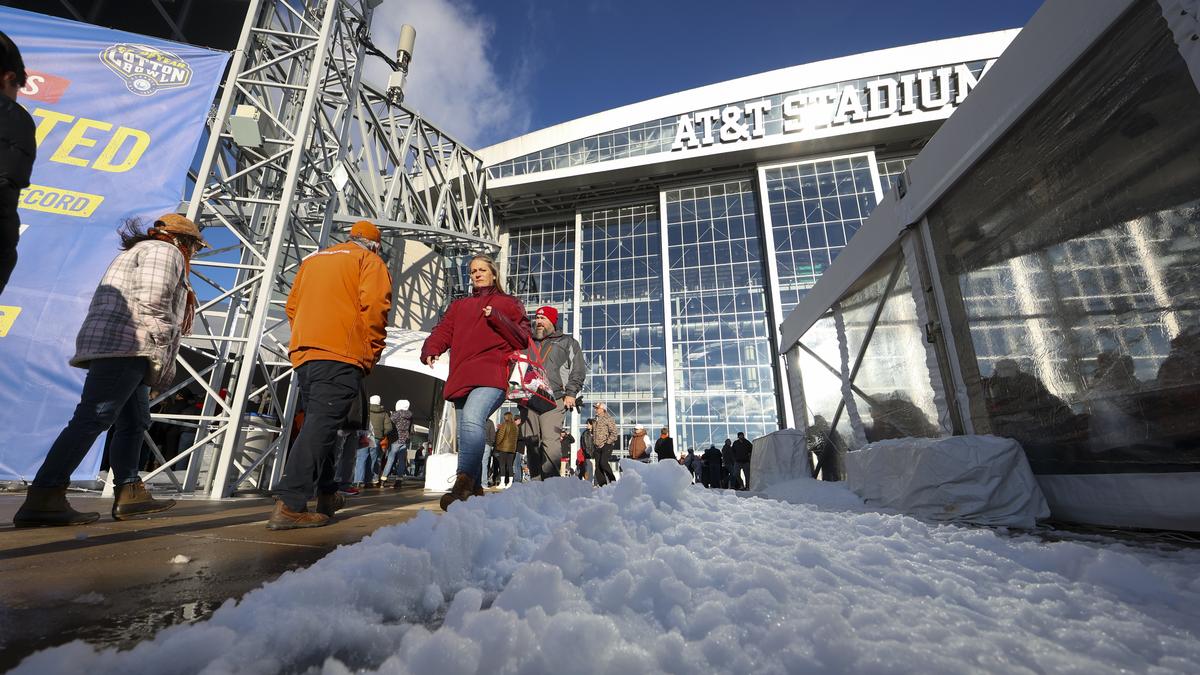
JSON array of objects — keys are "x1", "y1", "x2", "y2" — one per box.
[{"x1": 2, "y1": 31, "x2": 756, "y2": 531}]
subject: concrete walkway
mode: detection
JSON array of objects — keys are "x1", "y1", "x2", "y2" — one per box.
[{"x1": 0, "y1": 483, "x2": 443, "y2": 670}]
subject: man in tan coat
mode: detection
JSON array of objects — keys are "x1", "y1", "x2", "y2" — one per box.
[{"x1": 269, "y1": 220, "x2": 392, "y2": 530}]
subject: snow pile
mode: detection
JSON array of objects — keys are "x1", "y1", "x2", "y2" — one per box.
[
  {"x1": 15, "y1": 460, "x2": 1200, "y2": 675},
  {"x1": 762, "y1": 476, "x2": 868, "y2": 511},
  {"x1": 169, "y1": 555, "x2": 191, "y2": 565}
]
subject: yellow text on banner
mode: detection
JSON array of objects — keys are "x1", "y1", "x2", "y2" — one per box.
[
  {"x1": 0, "y1": 305, "x2": 21, "y2": 337},
  {"x1": 18, "y1": 184, "x2": 105, "y2": 218}
]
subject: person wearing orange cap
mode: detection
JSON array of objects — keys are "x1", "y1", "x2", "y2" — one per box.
[
  {"x1": 13, "y1": 214, "x2": 207, "y2": 527},
  {"x1": 268, "y1": 219, "x2": 392, "y2": 530}
]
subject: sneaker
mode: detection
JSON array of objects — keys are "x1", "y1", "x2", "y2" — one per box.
[
  {"x1": 338, "y1": 486, "x2": 360, "y2": 496},
  {"x1": 266, "y1": 500, "x2": 329, "y2": 530}
]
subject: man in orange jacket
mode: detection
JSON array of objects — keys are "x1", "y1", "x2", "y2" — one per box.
[{"x1": 268, "y1": 220, "x2": 393, "y2": 530}]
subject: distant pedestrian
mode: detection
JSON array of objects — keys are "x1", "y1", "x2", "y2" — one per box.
[
  {"x1": 521, "y1": 306, "x2": 585, "y2": 481},
  {"x1": 732, "y1": 432, "x2": 753, "y2": 490},
  {"x1": 654, "y1": 426, "x2": 676, "y2": 462},
  {"x1": 363, "y1": 394, "x2": 393, "y2": 487},
  {"x1": 576, "y1": 444, "x2": 589, "y2": 481},
  {"x1": 483, "y1": 417, "x2": 497, "y2": 487},
  {"x1": 592, "y1": 402, "x2": 618, "y2": 486},
  {"x1": 580, "y1": 418, "x2": 597, "y2": 483},
  {"x1": 493, "y1": 411, "x2": 519, "y2": 488},
  {"x1": 381, "y1": 399, "x2": 413, "y2": 486},
  {"x1": 270, "y1": 220, "x2": 391, "y2": 529},
  {"x1": 721, "y1": 438, "x2": 735, "y2": 489},
  {"x1": 683, "y1": 447, "x2": 701, "y2": 483},
  {"x1": 13, "y1": 216, "x2": 206, "y2": 527},
  {"x1": 702, "y1": 445, "x2": 723, "y2": 488},
  {"x1": 629, "y1": 424, "x2": 649, "y2": 462},
  {"x1": 413, "y1": 443, "x2": 427, "y2": 478},
  {"x1": 422, "y1": 254, "x2": 530, "y2": 510},
  {"x1": 0, "y1": 30, "x2": 34, "y2": 297},
  {"x1": 558, "y1": 427, "x2": 576, "y2": 477}
]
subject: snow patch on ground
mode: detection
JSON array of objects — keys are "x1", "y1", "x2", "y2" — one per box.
[
  {"x1": 14, "y1": 460, "x2": 1200, "y2": 674},
  {"x1": 71, "y1": 592, "x2": 105, "y2": 606},
  {"x1": 169, "y1": 555, "x2": 191, "y2": 565},
  {"x1": 761, "y1": 476, "x2": 868, "y2": 511}
]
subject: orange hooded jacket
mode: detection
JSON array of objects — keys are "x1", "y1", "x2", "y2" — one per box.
[{"x1": 285, "y1": 241, "x2": 393, "y2": 372}]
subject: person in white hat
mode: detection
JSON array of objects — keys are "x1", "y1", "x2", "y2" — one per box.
[{"x1": 381, "y1": 399, "x2": 412, "y2": 486}]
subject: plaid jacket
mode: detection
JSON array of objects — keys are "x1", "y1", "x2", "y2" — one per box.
[{"x1": 71, "y1": 239, "x2": 192, "y2": 390}]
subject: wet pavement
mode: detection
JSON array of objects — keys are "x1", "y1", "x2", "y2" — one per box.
[{"x1": 0, "y1": 483, "x2": 443, "y2": 671}]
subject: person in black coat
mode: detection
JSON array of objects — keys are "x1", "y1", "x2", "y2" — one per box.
[
  {"x1": 653, "y1": 427, "x2": 675, "y2": 462},
  {"x1": 556, "y1": 427, "x2": 575, "y2": 478},
  {"x1": 732, "y1": 432, "x2": 753, "y2": 491},
  {"x1": 701, "y1": 445, "x2": 723, "y2": 488},
  {"x1": 0, "y1": 31, "x2": 35, "y2": 297}
]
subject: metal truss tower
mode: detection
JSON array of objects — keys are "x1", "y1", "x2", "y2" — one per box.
[{"x1": 137, "y1": 0, "x2": 498, "y2": 498}]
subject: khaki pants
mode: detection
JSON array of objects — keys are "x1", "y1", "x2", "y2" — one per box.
[{"x1": 526, "y1": 398, "x2": 567, "y2": 480}]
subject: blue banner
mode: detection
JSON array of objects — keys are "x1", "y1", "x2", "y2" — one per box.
[{"x1": 0, "y1": 7, "x2": 229, "y2": 481}]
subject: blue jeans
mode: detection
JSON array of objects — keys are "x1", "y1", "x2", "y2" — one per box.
[
  {"x1": 33, "y1": 357, "x2": 151, "y2": 488},
  {"x1": 382, "y1": 441, "x2": 408, "y2": 478},
  {"x1": 453, "y1": 387, "x2": 505, "y2": 487},
  {"x1": 353, "y1": 440, "x2": 378, "y2": 485},
  {"x1": 513, "y1": 450, "x2": 524, "y2": 482}
]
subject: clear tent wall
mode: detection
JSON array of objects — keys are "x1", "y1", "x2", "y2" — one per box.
[{"x1": 785, "y1": 0, "x2": 1200, "y2": 530}]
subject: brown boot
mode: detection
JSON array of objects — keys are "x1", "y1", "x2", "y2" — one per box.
[
  {"x1": 266, "y1": 500, "x2": 329, "y2": 530},
  {"x1": 112, "y1": 480, "x2": 176, "y2": 521},
  {"x1": 439, "y1": 473, "x2": 477, "y2": 511},
  {"x1": 315, "y1": 492, "x2": 345, "y2": 518},
  {"x1": 13, "y1": 486, "x2": 100, "y2": 528}
]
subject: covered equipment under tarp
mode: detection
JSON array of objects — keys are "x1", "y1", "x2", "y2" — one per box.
[
  {"x1": 749, "y1": 429, "x2": 812, "y2": 492},
  {"x1": 845, "y1": 435, "x2": 1050, "y2": 528}
]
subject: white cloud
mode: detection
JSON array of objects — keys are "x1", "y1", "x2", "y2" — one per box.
[{"x1": 367, "y1": 0, "x2": 532, "y2": 149}]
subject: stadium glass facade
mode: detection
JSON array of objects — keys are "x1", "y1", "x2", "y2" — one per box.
[
  {"x1": 497, "y1": 157, "x2": 911, "y2": 452},
  {"x1": 494, "y1": 152, "x2": 974, "y2": 453},
  {"x1": 486, "y1": 32, "x2": 1017, "y2": 452}
]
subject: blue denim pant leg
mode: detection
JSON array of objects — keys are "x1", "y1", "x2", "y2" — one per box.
[
  {"x1": 481, "y1": 445, "x2": 493, "y2": 485},
  {"x1": 353, "y1": 444, "x2": 378, "y2": 484},
  {"x1": 381, "y1": 442, "x2": 407, "y2": 477},
  {"x1": 453, "y1": 386, "x2": 505, "y2": 487},
  {"x1": 33, "y1": 357, "x2": 151, "y2": 488}
]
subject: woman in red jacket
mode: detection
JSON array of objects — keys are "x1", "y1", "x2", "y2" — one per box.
[{"x1": 422, "y1": 254, "x2": 529, "y2": 509}]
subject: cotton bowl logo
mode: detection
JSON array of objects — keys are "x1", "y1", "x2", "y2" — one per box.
[{"x1": 100, "y1": 43, "x2": 192, "y2": 96}]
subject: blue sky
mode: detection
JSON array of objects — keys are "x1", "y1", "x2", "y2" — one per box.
[{"x1": 378, "y1": 0, "x2": 1045, "y2": 149}]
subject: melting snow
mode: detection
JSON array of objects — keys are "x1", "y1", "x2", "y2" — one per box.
[{"x1": 14, "y1": 460, "x2": 1200, "y2": 674}]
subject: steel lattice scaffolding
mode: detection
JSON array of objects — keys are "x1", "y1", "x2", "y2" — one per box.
[{"x1": 134, "y1": 0, "x2": 498, "y2": 498}]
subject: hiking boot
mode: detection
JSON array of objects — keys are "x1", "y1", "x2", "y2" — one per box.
[
  {"x1": 316, "y1": 492, "x2": 345, "y2": 518},
  {"x1": 13, "y1": 486, "x2": 100, "y2": 528},
  {"x1": 439, "y1": 473, "x2": 477, "y2": 511},
  {"x1": 266, "y1": 500, "x2": 329, "y2": 530},
  {"x1": 112, "y1": 480, "x2": 176, "y2": 521}
]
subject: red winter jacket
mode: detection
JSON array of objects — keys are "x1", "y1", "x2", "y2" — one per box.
[{"x1": 421, "y1": 286, "x2": 530, "y2": 401}]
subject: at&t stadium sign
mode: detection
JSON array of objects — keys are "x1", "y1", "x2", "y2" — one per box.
[{"x1": 671, "y1": 60, "x2": 996, "y2": 151}]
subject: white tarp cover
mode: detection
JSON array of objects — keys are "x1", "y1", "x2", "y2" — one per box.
[
  {"x1": 749, "y1": 429, "x2": 812, "y2": 492},
  {"x1": 845, "y1": 435, "x2": 1050, "y2": 528}
]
